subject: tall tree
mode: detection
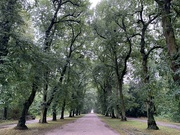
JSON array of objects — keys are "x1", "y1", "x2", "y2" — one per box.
[
  {"x1": 155, "y1": 0, "x2": 179, "y2": 84},
  {"x1": 35, "y1": 0, "x2": 90, "y2": 123},
  {"x1": 134, "y1": 0, "x2": 163, "y2": 130},
  {"x1": 93, "y1": 0, "x2": 136, "y2": 121}
]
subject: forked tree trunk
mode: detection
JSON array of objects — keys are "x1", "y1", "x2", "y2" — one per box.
[{"x1": 138, "y1": 3, "x2": 159, "y2": 128}]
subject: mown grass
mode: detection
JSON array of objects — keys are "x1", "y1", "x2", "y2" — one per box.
[
  {"x1": 98, "y1": 115, "x2": 180, "y2": 135},
  {"x1": 0, "y1": 120, "x2": 18, "y2": 126},
  {"x1": 0, "y1": 115, "x2": 83, "y2": 135}
]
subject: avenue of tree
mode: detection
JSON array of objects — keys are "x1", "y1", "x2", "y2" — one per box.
[{"x1": 0, "y1": 0, "x2": 179, "y2": 130}]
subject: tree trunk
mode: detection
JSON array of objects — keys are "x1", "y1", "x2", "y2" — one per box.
[
  {"x1": 114, "y1": 48, "x2": 127, "y2": 121},
  {"x1": 52, "y1": 109, "x2": 57, "y2": 121},
  {"x1": 138, "y1": 5, "x2": 159, "y2": 128},
  {"x1": 39, "y1": 105, "x2": 48, "y2": 123},
  {"x1": 115, "y1": 104, "x2": 120, "y2": 118},
  {"x1": 60, "y1": 99, "x2": 66, "y2": 119},
  {"x1": 69, "y1": 111, "x2": 72, "y2": 117},
  {"x1": 147, "y1": 96, "x2": 159, "y2": 130},
  {"x1": 3, "y1": 106, "x2": 8, "y2": 120},
  {"x1": 119, "y1": 81, "x2": 127, "y2": 121},
  {"x1": 76, "y1": 109, "x2": 78, "y2": 116},
  {"x1": 105, "y1": 111, "x2": 109, "y2": 117},
  {"x1": 15, "y1": 82, "x2": 37, "y2": 130},
  {"x1": 72, "y1": 110, "x2": 75, "y2": 117},
  {"x1": 155, "y1": 0, "x2": 179, "y2": 84},
  {"x1": 39, "y1": 79, "x2": 48, "y2": 123},
  {"x1": 111, "y1": 108, "x2": 116, "y2": 118},
  {"x1": 142, "y1": 55, "x2": 159, "y2": 130}
]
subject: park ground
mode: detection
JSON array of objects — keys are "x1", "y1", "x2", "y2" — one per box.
[{"x1": 0, "y1": 113, "x2": 180, "y2": 135}]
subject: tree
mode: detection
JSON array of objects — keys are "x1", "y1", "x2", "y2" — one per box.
[
  {"x1": 155, "y1": 0, "x2": 180, "y2": 84},
  {"x1": 133, "y1": 0, "x2": 164, "y2": 130},
  {"x1": 92, "y1": 0, "x2": 136, "y2": 121},
  {"x1": 32, "y1": 0, "x2": 90, "y2": 123}
]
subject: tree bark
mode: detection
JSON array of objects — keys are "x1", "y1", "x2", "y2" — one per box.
[
  {"x1": 60, "y1": 99, "x2": 66, "y2": 119},
  {"x1": 114, "y1": 48, "x2": 127, "y2": 121},
  {"x1": 155, "y1": 0, "x2": 179, "y2": 84},
  {"x1": 76, "y1": 109, "x2": 79, "y2": 116},
  {"x1": 119, "y1": 82, "x2": 127, "y2": 121},
  {"x1": 3, "y1": 106, "x2": 8, "y2": 120},
  {"x1": 69, "y1": 111, "x2": 72, "y2": 117},
  {"x1": 39, "y1": 81, "x2": 48, "y2": 123},
  {"x1": 141, "y1": 47, "x2": 159, "y2": 130},
  {"x1": 15, "y1": 81, "x2": 37, "y2": 130},
  {"x1": 52, "y1": 110, "x2": 57, "y2": 121},
  {"x1": 39, "y1": 106, "x2": 48, "y2": 123},
  {"x1": 52, "y1": 104, "x2": 57, "y2": 121},
  {"x1": 137, "y1": 3, "x2": 159, "y2": 129},
  {"x1": 111, "y1": 108, "x2": 116, "y2": 118},
  {"x1": 147, "y1": 96, "x2": 159, "y2": 130},
  {"x1": 72, "y1": 110, "x2": 75, "y2": 117}
]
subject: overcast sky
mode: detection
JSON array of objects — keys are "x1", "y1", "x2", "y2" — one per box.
[{"x1": 89, "y1": 0, "x2": 101, "y2": 8}]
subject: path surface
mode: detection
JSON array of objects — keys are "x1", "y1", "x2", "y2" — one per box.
[{"x1": 43, "y1": 113, "x2": 120, "y2": 135}]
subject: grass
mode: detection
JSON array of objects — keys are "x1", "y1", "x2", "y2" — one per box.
[
  {"x1": 0, "y1": 120, "x2": 18, "y2": 126},
  {"x1": 98, "y1": 115, "x2": 180, "y2": 135},
  {"x1": 0, "y1": 115, "x2": 83, "y2": 135}
]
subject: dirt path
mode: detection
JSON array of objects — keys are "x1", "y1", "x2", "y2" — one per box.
[{"x1": 43, "y1": 113, "x2": 120, "y2": 135}]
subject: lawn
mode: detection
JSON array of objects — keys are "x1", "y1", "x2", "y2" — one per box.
[
  {"x1": 98, "y1": 115, "x2": 180, "y2": 135},
  {"x1": 0, "y1": 115, "x2": 83, "y2": 135}
]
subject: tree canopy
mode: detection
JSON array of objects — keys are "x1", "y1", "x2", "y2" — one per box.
[{"x1": 0, "y1": 0, "x2": 179, "y2": 130}]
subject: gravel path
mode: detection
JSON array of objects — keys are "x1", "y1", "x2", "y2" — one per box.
[{"x1": 43, "y1": 113, "x2": 120, "y2": 135}]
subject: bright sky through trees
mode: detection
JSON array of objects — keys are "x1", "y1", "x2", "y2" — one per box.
[{"x1": 90, "y1": 0, "x2": 101, "y2": 8}]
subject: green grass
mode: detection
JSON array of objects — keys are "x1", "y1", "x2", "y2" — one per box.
[
  {"x1": 98, "y1": 115, "x2": 180, "y2": 135},
  {"x1": 0, "y1": 115, "x2": 83, "y2": 135},
  {"x1": 0, "y1": 120, "x2": 18, "y2": 126}
]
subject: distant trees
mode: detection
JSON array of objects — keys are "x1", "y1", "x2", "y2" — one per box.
[
  {"x1": 91, "y1": 0, "x2": 179, "y2": 130},
  {"x1": 0, "y1": 0, "x2": 179, "y2": 131}
]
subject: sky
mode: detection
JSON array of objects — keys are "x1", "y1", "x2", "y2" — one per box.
[{"x1": 89, "y1": 0, "x2": 101, "y2": 8}]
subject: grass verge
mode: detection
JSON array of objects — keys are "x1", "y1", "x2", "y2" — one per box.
[
  {"x1": 0, "y1": 115, "x2": 83, "y2": 135},
  {"x1": 98, "y1": 115, "x2": 180, "y2": 135}
]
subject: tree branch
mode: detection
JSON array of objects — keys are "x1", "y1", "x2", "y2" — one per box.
[
  {"x1": 147, "y1": 46, "x2": 164, "y2": 57},
  {"x1": 94, "y1": 27, "x2": 107, "y2": 39}
]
